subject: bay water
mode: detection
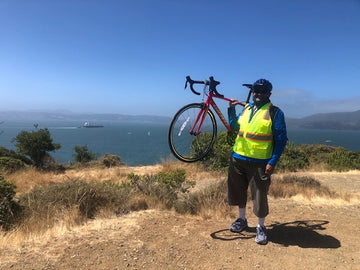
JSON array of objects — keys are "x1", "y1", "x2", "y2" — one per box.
[{"x1": 1, "y1": 120, "x2": 360, "y2": 166}]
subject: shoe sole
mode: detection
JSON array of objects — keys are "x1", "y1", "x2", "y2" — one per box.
[
  {"x1": 255, "y1": 239, "x2": 268, "y2": 245},
  {"x1": 229, "y1": 226, "x2": 248, "y2": 233}
]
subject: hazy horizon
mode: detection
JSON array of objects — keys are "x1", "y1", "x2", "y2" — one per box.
[{"x1": 1, "y1": 107, "x2": 360, "y2": 121}]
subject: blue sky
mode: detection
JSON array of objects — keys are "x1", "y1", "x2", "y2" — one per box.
[{"x1": 0, "y1": 0, "x2": 359, "y2": 118}]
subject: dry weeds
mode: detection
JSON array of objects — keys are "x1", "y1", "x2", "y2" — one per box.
[{"x1": 1, "y1": 162, "x2": 359, "y2": 250}]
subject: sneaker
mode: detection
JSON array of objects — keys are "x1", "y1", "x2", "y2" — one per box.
[
  {"x1": 229, "y1": 218, "x2": 248, "y2": 233},
  {"x1": 255, "y1": 225, "x2": 268, "y2": 245}
]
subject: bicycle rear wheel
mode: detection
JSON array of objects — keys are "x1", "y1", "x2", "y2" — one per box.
[{"x1": 168, "y1": 103, "x2": 217, "y2": 162}]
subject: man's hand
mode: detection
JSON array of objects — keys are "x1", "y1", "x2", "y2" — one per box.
[
  {"x1": 229, "y1": 99, "x2": 239, "y2": 107},
  {"x1": 265, "y1": 164, "x2": 275, "y2": 175}
]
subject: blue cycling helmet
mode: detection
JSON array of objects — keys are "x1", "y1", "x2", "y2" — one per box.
[{"x1": 253, "y1": 79, "x2": 272, "y2": 93}]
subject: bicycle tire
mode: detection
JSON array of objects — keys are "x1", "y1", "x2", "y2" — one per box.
[{"x1": 168, "y1": 103, "x2": 217, "y2": 162}]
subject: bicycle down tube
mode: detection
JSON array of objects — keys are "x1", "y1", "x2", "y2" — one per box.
[{"x1": 189, "y1": 91, "x2": 237, "y2": 136}]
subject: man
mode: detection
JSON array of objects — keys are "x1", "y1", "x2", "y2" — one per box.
[{"x1": 227, "y1": 78, "x2": 287, "y2": 245}]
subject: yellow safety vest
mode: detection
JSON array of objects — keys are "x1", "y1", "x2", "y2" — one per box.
[{"x1": 233, "y1": 102, "x2": 274, "y2": 159}]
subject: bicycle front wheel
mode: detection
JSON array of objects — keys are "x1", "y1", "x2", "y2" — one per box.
[{"x1": 168, "y1": 103, "x2": 217, "y2": 162}]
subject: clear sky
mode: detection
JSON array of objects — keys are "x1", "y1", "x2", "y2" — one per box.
[{"x1": 0, "y1": 0, "x2": 359, "y2": 118}]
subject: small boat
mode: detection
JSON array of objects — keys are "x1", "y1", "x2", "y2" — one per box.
[{"x1": 82, "y1": 121, "x2": 104, "y2": 128}]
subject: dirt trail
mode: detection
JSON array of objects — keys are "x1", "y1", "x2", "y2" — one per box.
[{"x1": 1, "y1": 169, "x2": 360, "y2": 270}]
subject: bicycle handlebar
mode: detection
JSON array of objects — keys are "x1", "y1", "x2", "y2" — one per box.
[
  {"x1": 185, "y1": 76, "x2": 254, "y2": 104},
  {"x1": 185, "y1": 76, "x2": 224, "y2": 97}
]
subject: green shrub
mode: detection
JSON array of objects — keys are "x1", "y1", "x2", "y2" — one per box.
[
  {"x1": 18, "y1": 179, "x2": 135, "y2": 227},
  {"x1": 0, "y1": 175, "x2": 22, "y2": 230},
  {"x1": 199, "y1": 131, "x2": 233, "y2": 171},
  {"x1": 0, "y1": 146, "x2": 32, "y2": 165},
  {"x1": 73, "y1": 145, "x2": 97, "y2": 163},
  {"x1": 191, "y1": 131, "x2": 360, "y2": 173},
  {"x1": 13, "y1": 169, "x2": 195, "y2": 230},
  {"x1": 98, "y1": 154, "x2": 124, "y2": 168},
  {"x1": 0, "y1": 157, "x2": 26, "y2": 173},
  {"x1": 326, "y1": 149, "x2": 360, "y2": 172},
  {"x1": 301, "y1": 144, "x2": 341, "y2": 166},
  {"x1": 190, "y1": 131, "x2": 214, "y2": 159},
  {"x1": 277, "y1": 142, "x2": 310, "y2": 172},
  {"x1": 128, "y1": 169, "x2": 195, "y2": 209},
  {"x1": 174, "y1": 179, "x2": 228, "y2": 215}
]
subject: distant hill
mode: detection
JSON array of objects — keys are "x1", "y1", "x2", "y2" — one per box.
[
  {"x1": 0, "y1": 111, "x2": 171, "y2": 124},
  {"x1": 1, "y1": 110, "x2": 360, "y2": 130},
  {"x1": 286, "y1": 110, "x2": 360, "y2": 130}
]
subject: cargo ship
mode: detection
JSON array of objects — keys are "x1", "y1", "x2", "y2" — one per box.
[{"x1": 81, "y1": 121, "x2": 104, "y2": 128}]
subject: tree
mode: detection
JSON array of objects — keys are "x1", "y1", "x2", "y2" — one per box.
[
  {"x1": 73, "y1": 145, "x2": 96, "y2": 163},
  {"x1": 12, "y1": 128, "x2": 61, "y2": 168}
]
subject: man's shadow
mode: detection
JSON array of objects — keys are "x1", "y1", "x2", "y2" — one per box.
[{"x1": 210, "y1": 220, "x2": 341, "y2": 248}]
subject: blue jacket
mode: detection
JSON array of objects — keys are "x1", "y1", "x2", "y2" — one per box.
[{"x1": 228, "y1": 103, "x2": 287, "y2": 166}]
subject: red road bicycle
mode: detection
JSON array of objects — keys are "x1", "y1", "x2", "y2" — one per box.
[{"x1": 168, "y1": 76, "x2": 252, "y2": 162}]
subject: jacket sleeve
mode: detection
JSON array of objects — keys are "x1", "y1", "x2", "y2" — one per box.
[
  {"x1": 268, "y1": 109, "x2": 288, "y2": 166},
  {"x1": 228, "y1": 106, "x2": 240, "y2": 132}
]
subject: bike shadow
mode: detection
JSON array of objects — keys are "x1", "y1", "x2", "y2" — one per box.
[{"x1": 210, "y1": 220, "x2": 341, "y2": 249}]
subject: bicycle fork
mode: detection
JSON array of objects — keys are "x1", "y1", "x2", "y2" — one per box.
[{"x1": 189, "y1": 103, "x2": 208, "y2": 136}]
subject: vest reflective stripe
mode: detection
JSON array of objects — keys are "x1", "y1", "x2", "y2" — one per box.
[
  {"x1": 233, "y1": 103, "x2": 273, "y2": 159},
  {"x1": 245, "y1": 132, "x2": 273, "y2": 142}
]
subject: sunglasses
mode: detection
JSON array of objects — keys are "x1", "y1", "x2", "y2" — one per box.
[
  {"x1": 252, "y1": 85, "x2": 270, "y2": 94},
  {"x1": 252, "y1": 89, "x2": 270, "y2": 94}
]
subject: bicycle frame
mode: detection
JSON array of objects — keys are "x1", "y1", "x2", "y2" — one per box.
[{"x1": 189, "y1": 90, "x2": 244, "y2": 136}]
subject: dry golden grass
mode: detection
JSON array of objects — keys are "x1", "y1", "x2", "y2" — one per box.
[
  {"x1": 3, "y1": 169, "x2": 67, "y2": 195},
  {"x1": 3, "y1": 165, "x2": 163, "y2": 195},
  {"x1": 4, "y1": 160, "x2": 222, "y2": 193},
  {"x1": 0, "y1": 207, "x2": 82, "y2": 249},
  {"x1": 1, "y1": 162, "x2": 359, "y2": 249}
]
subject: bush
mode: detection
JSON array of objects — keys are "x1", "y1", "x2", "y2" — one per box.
[
  {"x1": 73, "y1": 145, "x2": 97, "y2": 163},
  {"x1": 97, "y1": 154, "x2": 124, "y2": 168},
  {"x1": 301, "y1": 144, "x2": 340, "y2": 165},
  {"x1": 18, "y1": 179, "x2": 136, "y2": 229},
  {"x1": 326, "y1": 149, "x2": 360, "y2": 172},
  {"x1": 199, "y1": 131, "x2": 233, "y2": 171},
  {"x1": 128, "y1": 169, "x2": 195, "y2": 209},
  {"x1": 0, "y1": 146, "x2": 32, "y2": 165},
  {"x1": 174, "y1": 180, "x2": 229, "y2": 215},
  {"x1": 42, "y1": 162, "x2": 66, "y2": 174},
  {"x1": 0, "y1": 157, "x2": 27, "y2": 173},
  {"x1": 277, "y1": 142, "x2": 310, "y2": 172},
  {"x1": 191, "y1": 131, "x2": 360, "y2": 173},
  {"x1": 270, "y1": 175, "x2": 335, "y2": 199},
  {"x1": 15, "y1": 169, "x2": 194, "y2": 230},
  {"x1": 0, "y1": 175, "x2": 22, "y2": 230}
]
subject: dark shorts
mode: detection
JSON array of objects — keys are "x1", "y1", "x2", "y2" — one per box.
[{"x1": 227, "y1": 156, "x2": 271, "y2": 218}]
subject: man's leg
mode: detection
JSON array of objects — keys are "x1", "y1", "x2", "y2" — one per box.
[
  {"x1": 228, "y1": 157, "x2": 249, "y2": 233},
  {"x1": 248, "y1": 162, "x2": 270, "y2": 244}
]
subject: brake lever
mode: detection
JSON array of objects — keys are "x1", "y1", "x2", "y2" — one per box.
[{"x1": 209, "y1": 76, "x2": 223, "y2": 97}]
